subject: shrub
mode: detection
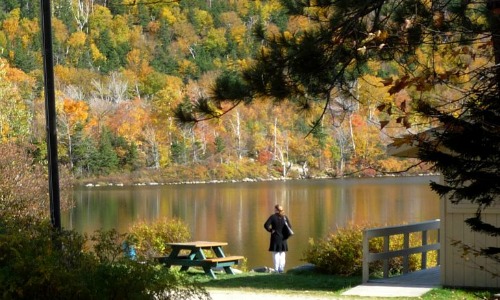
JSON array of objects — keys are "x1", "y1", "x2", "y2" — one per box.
[
  {"x1": 129, "y1": 218, "x2": 191, "y2": 259},
  {"x1": 302, "y1": 224, "x2": 439, "y2": 277},
  {"x1": 0, "y1": 220, "x2": 208, "y2": 300},
  {"x1": 302, "y1": 225, "x2": 367, "y2": 275}
]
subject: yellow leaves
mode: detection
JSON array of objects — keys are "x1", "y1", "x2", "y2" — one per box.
[
  {"x1": 68, "y1": 31, "x2": 87, "y2": 49},
  {"x1": 126, "y1": 49, "x2": 142, "y2": 72},
  {"x1": 111, "y1": 15, "x2": 130, "y2": 44},
  {"x1": 0, "y1": 31, "x2": 6, "y2": 49},
  {"x1": 89, "y1": 5, "x2": 113, "y2": 33},
  {"x1": 19, "y1": 18, "x2": 39, "y2": 46},
  {"x1": 123, "y1": 49, "x2": 153, "y2": 85},
  {"x1": 2, "y1": 9, "x2": 20, "y2": 40},
  {"x1": 160, "y1": 6, "x2": 180, "y2": 25},
  {"x1": 2, "y1": 8, "x2": 39, "y2": 48},
  {"x1": 172, "y1": 22, "x2": 199, "y2": 46},
  {"x1": 192, "y1": 8, "x2": 214, "y2": 33},
  {"x1": 5, "y1": 63, "x2": 33, "y2": 86},
  {"x1": 237, "y1": 58, "x2": 251, "y2": 70},
  {"x1": 205, "y1": 28, "x2": 228, "y2": 51},
  {"x1": 219, "y1": 12, "x2": 243, "y2": 27},
  {"x1": 358, "y1": 74, "x2": 391, "y2": 107},
  {"x1": 283, "y1": 31, "x2": 293, "y2": 41},
  {"x1": 230, "y1": 24, "x2": 247, "y2": 47},
  {"x1": 287, "y1": 16, "x2": 310, "y2": 34},
  {"x1": 90, "y1": 43, "x2": 106, "y2": 62},
  {"x1": 0, "y1": 59, "x2": 31, "y2": 141},
  {"x1": 259, "y1": 0, "x2": 283, "y2": 21},
  {"x1": 155, "y1": 75, "x2": 184, "y2": 110},
  {"x1": 52, "y1": 18, "x2": 69, "y2": 44}
]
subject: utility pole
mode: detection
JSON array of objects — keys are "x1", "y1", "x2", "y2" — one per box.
[{"x1": 40, "y1": 0, "x2": 62, "y2": 230}]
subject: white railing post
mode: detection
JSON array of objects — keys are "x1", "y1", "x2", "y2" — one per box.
[{"x1": 362, "y1": 230, "x2": 369, "y2": 283}]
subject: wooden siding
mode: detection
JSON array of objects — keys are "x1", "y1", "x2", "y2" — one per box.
[{"x1": 443, "y1": 198, "x2": 500, "y2": 288}]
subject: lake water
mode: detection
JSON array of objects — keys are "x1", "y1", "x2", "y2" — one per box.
[{"x1": 62, "y1": 176, "x2": 441, "y2": 270}]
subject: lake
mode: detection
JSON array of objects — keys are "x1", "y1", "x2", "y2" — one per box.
[{"x1": 62, "y1": 176, "x2": 441, "y2": 270}]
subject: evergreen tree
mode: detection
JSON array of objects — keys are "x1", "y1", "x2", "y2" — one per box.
[
  {"x1": 53, "y1": 0, "x2": 75, "y2": 32},
  {"x1": 71, "y1": 125, "x2": 101, "y2": 177},
  {"x1": 98, "y1": 129, "x2": 119, "y2": 174},
  {"x1": 171, "y1": 140, "x2": 187, "y2": 164},
  {"x1": 151, "y1": 21, "x2": 178, "y2": 74},
  {"x1": 95, "y1": 29, "x2": 122, "y2": 73},
  {"x1": 11, "y1": 38, "x2": 39, "y2": 73},
  {"x1": 112, "y1": 134, "x2": 139, "y2": 170},
  {"x1": 214, "y1": 135, "x2": 225, "y2": 155}
]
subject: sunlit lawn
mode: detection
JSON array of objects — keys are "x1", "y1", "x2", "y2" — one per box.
[{"x1": 184, "y1": 267, "x2": 498, "y2": 299}]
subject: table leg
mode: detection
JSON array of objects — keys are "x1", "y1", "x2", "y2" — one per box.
[
  {"x1": 203, "y1": 266, "x2": 217, "y2": 279},
  {"x1": 212, "y1": 246, "x2": 225, "y2": 258},
  {"x1": 179, "y1": 250, "x2": 192, "y2": 271},
  {"x1": 223, "y1": 266, "x2": 235, "y2": 275},
  {"x1": 163, "y1": 247, "x2": 182, "y2": 268}
]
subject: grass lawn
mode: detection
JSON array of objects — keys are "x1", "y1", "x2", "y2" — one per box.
[{"x1": 185, "y1": 267, "x2": 498, "y2": 299}]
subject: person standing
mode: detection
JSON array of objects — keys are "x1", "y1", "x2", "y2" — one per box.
[{"x1": 264, "y1": 204, "x2": 292, "y2": 273}]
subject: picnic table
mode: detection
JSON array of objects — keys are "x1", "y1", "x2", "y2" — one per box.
[{"x1": 157, "y1": 241, "x2": 244, "y2": 278}]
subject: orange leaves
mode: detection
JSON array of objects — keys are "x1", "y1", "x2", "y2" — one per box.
[
  {"x1": 109, "y1": 98, "x2": 150, "y2": 143},
  {"x1": 351, "y1": 114, "x2": 365, "y2": 127},
  {"x1": 63, "y1": 98, "x2": 89, "y2": 127}
]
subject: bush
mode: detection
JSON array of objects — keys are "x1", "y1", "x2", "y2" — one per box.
[
  {"x1": 0, "y1": 220, "x2": 208, "y2": 300},
  {"x1": 302, "y1": 225, "x2": 367, "y2": 275},
  {"x1": 129, "y1": 218, "x2": 191, "y2": 259},
  {"x1": 302, "y1": 224, "x2": 438, "y2": 277}
]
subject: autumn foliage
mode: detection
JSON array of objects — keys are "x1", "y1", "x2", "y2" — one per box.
[{"x1": 0, "y1": 2, "x2": 440, "y2": 183}]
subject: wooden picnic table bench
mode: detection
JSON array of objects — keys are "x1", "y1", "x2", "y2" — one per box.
[{"x1": 157, "y1": 241, "x2": 244, "y2": 279}]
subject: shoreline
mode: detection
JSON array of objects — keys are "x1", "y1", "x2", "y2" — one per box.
[{"x1": 79, "y1": 173, "x2": 439, "y2": 188}]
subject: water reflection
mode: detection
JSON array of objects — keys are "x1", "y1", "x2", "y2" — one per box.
[{"x1": 63, "y1": 176, "x2": 440, "y2": 269}]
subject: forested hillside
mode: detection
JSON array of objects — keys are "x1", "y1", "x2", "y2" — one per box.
[{"x1": 0, "y1": 0, "x2": 428, "y2": 183}]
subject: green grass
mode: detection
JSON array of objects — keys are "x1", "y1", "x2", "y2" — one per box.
[
  {"x1": 196, "y1": 268, "x2": 358, "y2": 295},
  {"x1": 182, "y1": 267, "x2": 499, "y2": 299}
]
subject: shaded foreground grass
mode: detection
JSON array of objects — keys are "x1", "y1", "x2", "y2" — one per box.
[{"x1": 186, "y1": 268, "x2": 498, "y2": 299}]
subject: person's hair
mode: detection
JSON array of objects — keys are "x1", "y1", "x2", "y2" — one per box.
[{"x1": 274, "y1": 204, "x2": 285, "y2": 216}]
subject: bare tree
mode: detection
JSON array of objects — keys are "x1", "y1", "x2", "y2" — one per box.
[{"x1": 72, "y1": 0, "x2": 94, "y2": 32}]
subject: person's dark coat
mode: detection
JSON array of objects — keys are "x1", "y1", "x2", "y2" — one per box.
[{"x1": 264, "y1": 213, "x2": 291, "y2": 252}]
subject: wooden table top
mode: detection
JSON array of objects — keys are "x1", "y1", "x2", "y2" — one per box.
[{"x1": 167, "y1": 241, "x2": 228, "y2": 248}]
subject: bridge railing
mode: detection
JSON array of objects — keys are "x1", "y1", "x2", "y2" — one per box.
[{"x1": 362, "y1": 219, "x2": 440, "y2": 283}]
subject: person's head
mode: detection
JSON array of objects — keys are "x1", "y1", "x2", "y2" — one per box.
[{"x1": 274, "y1": 204, "x2": 284, "y2": 216}]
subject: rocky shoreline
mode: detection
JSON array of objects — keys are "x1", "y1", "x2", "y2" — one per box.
[{"x1": 80, "y1": 173, "x2": 438, "y2": 188}]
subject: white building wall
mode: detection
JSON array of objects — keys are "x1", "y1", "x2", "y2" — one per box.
[{"x1": 443, "y1": 199, "x2": 500, "y2": 288}]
